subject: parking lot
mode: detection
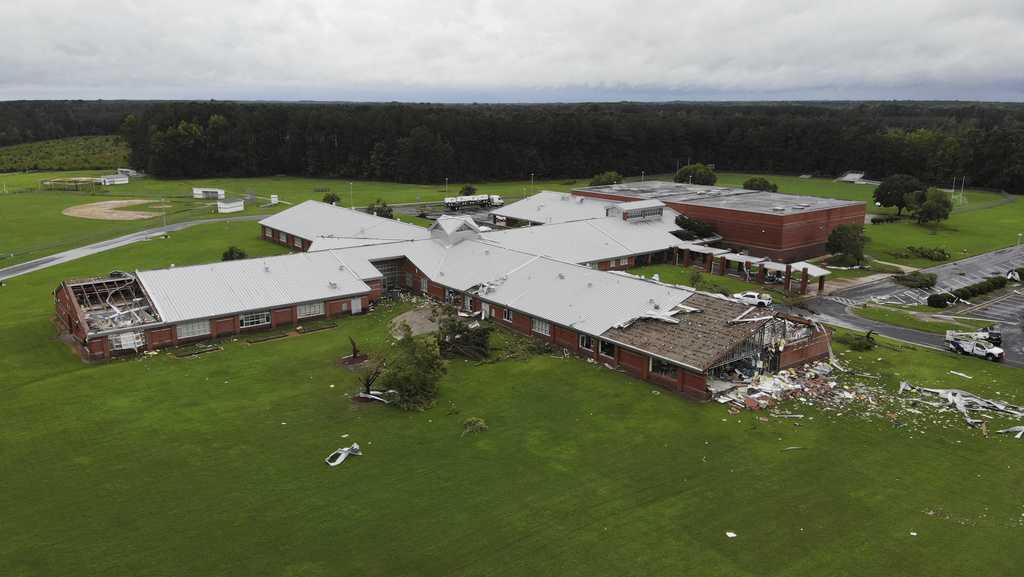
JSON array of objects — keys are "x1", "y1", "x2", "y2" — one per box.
[
  {"x1": 831, "y1": 244, "x2": 1024, "y2": 306},
  {"x1": 959, "y1": 290, "x2": 1024, "y2": 324}
]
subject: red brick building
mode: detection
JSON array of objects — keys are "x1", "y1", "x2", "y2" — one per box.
[{"x1": 573, "y1": 181, "x2": 865, "y2": 262}]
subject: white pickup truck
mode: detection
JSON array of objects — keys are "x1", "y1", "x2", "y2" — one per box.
[
  {"x1": 945, "y1": 331, "x2": 1004, "y2": 361},
  {"x1": 732, "y1": 291, "x2": 773, "y2": 307}
]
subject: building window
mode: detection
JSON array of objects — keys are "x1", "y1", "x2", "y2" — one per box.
[
  {"x1": 650, "y1": 358, "x2": 679, "y2": 378},
  {"x1": 264, "y1": 227, "x2": 273, "y2": 238},
  {"x1": 617, "y1": 257, "x2": 629, "y2": 266},
  {"x1": 278, "y1": 231, "x2": 287, "y2": 242},
  {"x1": 599, "y1": 340, "x2": 615, "y2": 358},
  {"x1": 240, "y1": 311, "x2": 271, "y2": 328},
  {"x1": 111, "y1": 331, "x2": 144, "y2": 351},
  {"x1": 297, "y1": 302, "x2": 324, "y2": 319},
  {"x1": 532, "y1": 318, "x2": 550, "y2": 336},
  {"x1": 502, "y1": 308, "x2": 513, "y2": 322},
  {"x1": 341, "y1": 300, "x2": 349, "y2": 312},
  {"x1": 293, "y1": 236, "x2": 303, "y2": 248},
  {"x1": 176, "y1": 319, "x2": 210, "y2": 339},
  {"x1": 579, "y1": 334, "x2": 593, "y2": 351},
  {"x1": 404, "y1": 272, "x2": 413, "y2": 287},
  {"x1": 420, "y1": 278, "x2": 428, "y2": 293}
]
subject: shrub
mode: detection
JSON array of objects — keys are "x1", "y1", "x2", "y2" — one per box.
[
  {"x1": 322, "y1": 191, "x2": 340, "y2": 204},
  {"x1": 459, "y1": 184, "x2": 477, "y2": 195},
  {"x1": 906, "y1": 246, "x2": 950, "y2": 261},
  {"x1": 893, "y1": 271, "x2": 937, "y2": 288},
  {"x1": 673, "y1": 163, "x2": 717, "y2": 185},
  {"x1": 836, "y1": 331, "x2": 876, "y2": 351},
  {"x1": 589, "y1": 171, "x2": 622, "y2": 186},
  {"x1": 221, "y1": 246, "x2": 247, "y2": 261},
  {"x1": 462, "y1": 417, "x2": 488, "y2": 436},
  {"x1": 742, "y1": 176, "x2": 778, "y2": 192},
  {"x1": 870, "y1": 215, "x2": 903, "y2": 225},
  {"x1": 926, "y1": 293, "x2": 950, "y2": 308},
  {"x1": 674, "y1": 215, "x2": 716, "y2": 238}
]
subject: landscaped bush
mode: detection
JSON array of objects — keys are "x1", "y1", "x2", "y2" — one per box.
[
  {"x1": 836, "y1": 331, "x2": 876, "y2": 351},
  {"x1": 870, "y1": 215, "x2": 903, "y2": 225},
  {"x1": 906, "y1": 246, "x2": 950, "y2": 261},
  {"x1": 894, "y1": 271, "x2": 937, "y2": 288},
  {"x1": 926, "y1": 293, "x2": 950, "y2": 308},
  {"x1": 942, "y1": 275, "x2": 1007, "y2": 304}
]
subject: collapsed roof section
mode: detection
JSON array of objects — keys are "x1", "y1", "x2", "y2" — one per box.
[
  {"x1": 62, "y1": 275, "x2": 161, "y2": 335},
  {"x1": 600, "y1": 292, "x2": 773, "y2": 372}
]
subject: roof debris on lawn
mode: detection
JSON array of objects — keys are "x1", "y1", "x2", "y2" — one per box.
[
  {"x1": 711, "y1": 359, "x2": 1024, "y2": 438},
  {"x1": 898, "y1": 383, "x2": 1024, "y2": 428}
]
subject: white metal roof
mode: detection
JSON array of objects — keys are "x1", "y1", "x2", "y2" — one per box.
[
  {"x1": 478, "y1": 208, "x2": 682, "y2": 264},
  {"x1": 259, "y1": 200, "x2": 431, "y2": 243},
  {"x1": 677, "y1": 243, "x2": 731, "y2": 256},
  {"x1": 489, "y1": 191, "x2": 613, "y2": 224},
  {"x1": 136, "y1": 251, "x2": 371, "y2": 323},
  {"x1": 476, "y1": 256, "x2": 694, "y2": 335}
]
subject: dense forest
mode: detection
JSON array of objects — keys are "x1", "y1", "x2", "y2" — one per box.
[
  {"x1": 0, "y1": 101, "x2": 149, "y2": 147},
  {"x1": 4, "y1": 100, "x2": 1024, "y2": 192}
]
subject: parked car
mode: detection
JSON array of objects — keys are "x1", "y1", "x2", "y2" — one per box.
[{"x1": 732, "y1": 291, "x2": 773, "y2": 307}]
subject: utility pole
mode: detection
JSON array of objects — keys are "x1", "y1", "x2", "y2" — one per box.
[
  {"x1": 641, "y1": 170, "x2": 645, "y2": 183},
  {"x1": 530, "y1": 172, "x2": 535, "y2": 193},
  {"x1": 444, "y1": 177, "x2": 448, "y2": 195},
  {"x1": 161, "y1": 198, "x2": 166, "y2": 228},
  {"x1": 349, "y1": 181, "x2": 353, "y2": 208}
]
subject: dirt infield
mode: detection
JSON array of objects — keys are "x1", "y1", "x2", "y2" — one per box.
[{"x1": 62, "y1": 200, "x2": 159, "y2": 221}]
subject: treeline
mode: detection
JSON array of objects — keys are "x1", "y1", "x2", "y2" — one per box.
[
  {"x1": 120, "y1": 101, "x2": 1024, "y2": 192},
  {"x1": 6, "y1": 100, "x2": 1024, "y2": 192},
  {"x1": 0, "y1": 101, "x2": 149, "y2": 148}
]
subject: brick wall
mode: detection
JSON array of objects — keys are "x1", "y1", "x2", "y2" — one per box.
[
  {"x1": 145, "y1": 327, "x2": 175, "y2": 349},
  {"x1": 271, "y1": 307, "x2": 296, "y2": 328},
  {"x1": 779, "y1": 329, "x2": 831, "y2": 369}
]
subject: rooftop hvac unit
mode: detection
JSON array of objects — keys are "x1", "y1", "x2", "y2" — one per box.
[
  {"x1": 328, "y1": 281, "x2": 338, "y2": 289},
  {"x1": 772, "y1": 206, "x2": 786, "y2": 212}
]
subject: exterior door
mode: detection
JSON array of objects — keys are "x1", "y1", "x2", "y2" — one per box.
[
  {"x1": 350, "y1": 298, "x2": 362, "y2": 314},
  {"x1": 481, "y1": 302, "x2": 490, "y2": 320}
]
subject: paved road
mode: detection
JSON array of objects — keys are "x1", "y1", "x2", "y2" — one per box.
[
  {"x1": 0, "y1": 215, "x2": 265, "y2": 281},
  {"x1": 805, "y1": 245, "x2": 1024, "y2": 367}
]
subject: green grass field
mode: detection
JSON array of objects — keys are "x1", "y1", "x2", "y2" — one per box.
[
  {"x1": 2, "y1": 166, "x2": 1021, "y2": 272},
  {"x1": 2, "y1": 221, "x2": 1024, "y2": 576},
  {"x1": 0, "y1": 136, "x2": 129, "y2": 172},
  {"x1": 851, "y1": 304, "x2": 995, "y2": 334},
  {"x1": 0, "y1": 170, "x2": 580, "y2": 267}
]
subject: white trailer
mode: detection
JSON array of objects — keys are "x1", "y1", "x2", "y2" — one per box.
[
  {"x1": 443, "y1": 194, "x2": 504, "y2": 211},
  {"x1": 193, "y1": 187, "x2": 226, "y2": 200},
  {"x1": 98, "y1": 174, "x2": 130, "y2": 186},
  {"x1": 217, "y1": 199, "x2": 244, "y2": 214}
]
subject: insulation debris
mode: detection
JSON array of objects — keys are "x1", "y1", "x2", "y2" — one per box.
[
  {"x1": 897, "y1": 383, "x2": 1024, "y2": 428},
  {"x1": 996, "y1": 426, "x2": 1024, "y2": 439}
]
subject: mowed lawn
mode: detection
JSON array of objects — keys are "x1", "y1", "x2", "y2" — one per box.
[
  {"x1": 3, "y1": 221, "x2": 1024, "y2": 576},
  {"x1": 0, "y1": 170, "x2": 582, "y2": 267}
]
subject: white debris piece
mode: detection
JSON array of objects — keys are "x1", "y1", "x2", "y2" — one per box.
[
  {"x1": 948, "y1": 371, "x2": 973, "y2": 380},
  {"x1": 325, "y1": 443, "x2": 363, "y2": 467},
  {"x1": 996, "y1": 426, "x2": 1024, "y2": 439},
  {"x1": 725, "y1": 531, "x2": 737, "y2": 538}
]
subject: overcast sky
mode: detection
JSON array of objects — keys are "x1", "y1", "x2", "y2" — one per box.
[{"x1": 3, "y1": 0, "x2": 1023, "y2": 101}]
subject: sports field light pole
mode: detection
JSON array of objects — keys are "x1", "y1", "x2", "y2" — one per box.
[
  {"x1": 530, "y1": 172, "x2": 534, "y2": 194},
  {"x1": 349, "y1": 181, "x2": 353, "y2": 209},
  {"x1": 641, "y1": 170, "x2": 645, "y2": 182},
  {"x1": 445, "y1": 177, "x2": 448, "y2": 195}
]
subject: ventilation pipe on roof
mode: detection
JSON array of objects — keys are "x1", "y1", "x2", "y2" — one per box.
[
  {"x1": 557, "y1": 273, "x2": 565, "y2": 279},
  {"x1": 329, "y1": 281, "x2": 338, "y2": 289}
]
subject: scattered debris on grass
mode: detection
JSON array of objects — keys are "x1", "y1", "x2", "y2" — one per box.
[
  {"x1": 462, "y1": 417, "x2": 488, "y2": 437},
  {"x1": 897, "y1": 383, "x2": 1024, "y2": 428},
  {"x1": 325, "y1": 443, "x2": 362, "y2": 467},
  {"x1": 712, "y1": 358, "x2": 1024, "y2": 438}
]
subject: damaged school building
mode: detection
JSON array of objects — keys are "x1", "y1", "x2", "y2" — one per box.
[{"x1": 54, "y1": 195, "x2": 831, "y2": 400}]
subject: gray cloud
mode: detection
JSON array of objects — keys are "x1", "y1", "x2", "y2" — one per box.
[{"x1": 2, "y1": 0, "x2": 1023, "y2": 101}]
